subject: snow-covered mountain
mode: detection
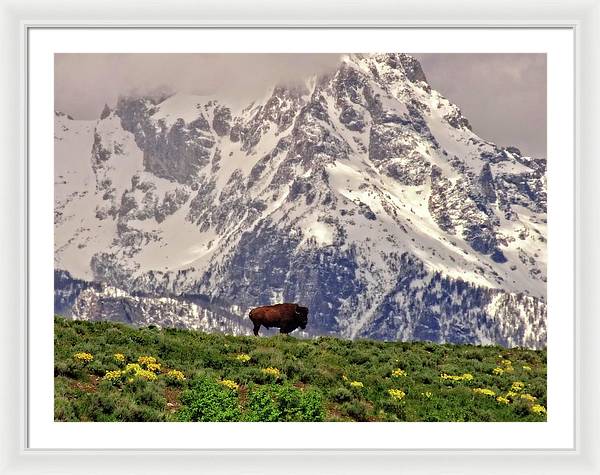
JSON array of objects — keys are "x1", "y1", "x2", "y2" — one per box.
[{"x1": 54, "y1": 53, "x2": 547, "y2": 348}]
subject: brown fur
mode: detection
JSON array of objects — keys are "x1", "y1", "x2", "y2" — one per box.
[{"x1": 248, "y1": 303, "x2": 309, "y2": 336}]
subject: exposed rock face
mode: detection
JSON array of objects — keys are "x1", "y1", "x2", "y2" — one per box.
[
  {"x1": 200, "y1": 220, "x2": 365, "y2": 335},
  {"x1": 141, "y1": 117, "x2": 214, "y2": 183},
  {"x1": 54, "y1": 53, "x2": 548, "y2": 348},
  {"x1": 357, "y1": 255, "x2": 545, "y2": 349},
  {"x1": 212, "y1": 106, "x2": 232, "y2": 137},
  {"x1": 370, "y1": 124, "x2": 431, "y2": 185},
  {"x1": 54, "y1": 270, "x2": 100, "y2": 316},
  {"x1": 100, "y1": 104, "x2": 112, "y2": 120},
  {"x1": 444, "y1": 106, "x2": 472, "y2": 131},
  {"x1": 66, "y1": 276, "x2": 251, "y2": 334},
  {"x1": 55, "y1": 111, "x2": 74, "y2": 120},
  {"x1": 479, "y1": 163, "x2": 497, "y2": 203}
]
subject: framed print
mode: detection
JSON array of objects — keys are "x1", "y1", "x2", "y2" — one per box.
[{"x1": 1, "y1": 0, "x2": 599, "y2": 473}]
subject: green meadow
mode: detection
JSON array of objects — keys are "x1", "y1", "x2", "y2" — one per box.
[{"x1": 54, "y1": 316, "x2": 547, "y2": 422}]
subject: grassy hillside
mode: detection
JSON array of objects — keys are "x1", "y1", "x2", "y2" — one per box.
[{"x1": 54, "y1": 316, "x2": 547, "y2": 422}]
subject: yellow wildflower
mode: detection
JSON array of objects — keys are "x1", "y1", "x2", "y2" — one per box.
[
  {"x1": 492, "y1": 367, "x2": 504, "y2": 375},
  {"x1": 262, "y1": 367, "x2": 281, "y2": 378},
  {"x1": 235, "y1": 353, "x2": 251, "y2": 363},
  {"x1": 135, "y1": 369, "x2": 158, "y2": 381},
  {"x1": 73, "y1": 352, "x2": 93, "y2": 362},
  {"x1": 219, "y1": 379, "x2": 239, "y2": 391},
  {"x1": 122, "y1": 363, "x2": 157, "y2": 381},
  {"x1": 350, "y1": 381, "x2": 364, "y2": 388},
  {"x1": 473, "y1": 388, "x2": 496, "y2": 397},
  {"x1": 500, "y1": 361, "x2": 514, "y2": 372},
  {"x1": 138, "y1": 356, "x2": 157, "y2": 367},
  {"x1": 166, "y1": 369, "x2": 185, "y2": 381},
  {"x1": 421, "y1": 391, "x2": 433, "y2": 399},
  {"x1": 520, "y1": 393, "x2": 537, "y2": 402},
  {"x1": 441, "y1": 373, "x2": 473, "y2": 382},
  {"x1": 506, "y1": 391, "x2": 519, "y2": 400},
  {"x1": 113, "y1": 353, "x2": 125, "y2": 363},
  {"x1": 511, "y1": 381, "x2": 525, "y2": 392},
  {"x1": 146, "y1": 362, "x2": 161, "y2": 372},
  {"x1": 103, "y1": 370, "x2": 123, "y2": 382},
  {"x1": 496, "y1": 396, "x2": 510, "y2": 404},
  {"x1": 124, "y1": 363, "x2": 143, "y2": 373},
  {"x1": 531, "y1": 404, "x2": 547, "y2": 415},
  {"x1": 388, "y1": 389, "x2": 406, "y2": 401},
  {"x1": 391, "y1": 368, "x2": 407, "y2": 378},
  {"x1": 342, "y1": 375, "x2": 349, "y2": 381},
  {"x1": 522, "y1": 365, "x2": 532, "y2": 371}
]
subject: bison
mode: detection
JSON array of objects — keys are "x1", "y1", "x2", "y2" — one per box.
[{"x1": 248, "y1": 303, "x2": 308, "y2": 336}]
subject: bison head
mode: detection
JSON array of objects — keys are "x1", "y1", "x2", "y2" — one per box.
[{"x1": 295, "y1": 305, "x2": 309, "y2": 329}]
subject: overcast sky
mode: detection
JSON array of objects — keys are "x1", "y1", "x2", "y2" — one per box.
[{"x1": 55, "y1": 53, "x2": 546, "y2": 157}]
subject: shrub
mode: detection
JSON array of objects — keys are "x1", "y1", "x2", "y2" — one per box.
[
  {"x1": 178, "y1": 377, "x2": 242, "y2": 422},
  {"x1": 245, "y1": 385, "x2": 281, "y2": 422},
  {"x1": 196, "y1": 348, "x2": 228, "y2": 370},
  {"x1": 340, "y1": 400, "x2": 370, "y2": 421},
  {"x1": 127, "y1": 378, "x2": 166, "y2": 410},
  {"x1": 348, "y1": 351, "x2": 370, "y2": 365},
  {"x1": 331, "y1": 386, "x2": 352, "y2": 403},
  {"x1": 298, "y1": 388, "x2": 325, "y2": 422},
  {"x1": 54, "y1": 359, "x2": 83, "y2": 379},
  {"x1": 54, "y1": 396, "x2": 76, "y2": 421},
  {"x1": 245, "y1": 384, "x2": 325, "y2": 422},
  {"x1": 76, "y1": 391, "x2": 121, "y2": 422}
]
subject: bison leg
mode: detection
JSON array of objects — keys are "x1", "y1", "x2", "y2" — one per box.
[
  {"x1": 280, "y1": 324, "x2": 297, "y2": 334},
  {"x1": 252, "y1": 322, "x2": 261, "y2": 336}
]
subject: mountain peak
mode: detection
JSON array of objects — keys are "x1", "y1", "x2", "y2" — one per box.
[
  {"x1": 100, "y1": 103, "x2": 112, "y2": 120},
  {"x1": 343, "y1": 53, "x2": 428, "y2": 85}
]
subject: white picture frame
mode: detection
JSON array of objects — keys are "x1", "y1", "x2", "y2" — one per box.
[{"x1": 1, "y1": 0, "x2": 599, "y2": 473}]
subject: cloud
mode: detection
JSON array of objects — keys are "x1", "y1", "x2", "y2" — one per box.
[
  {"x1": 54, "y1": 53, "x2": 342, "y2": 118},
  {"x1": 413, "y1": 53, "x2": 546, "y2": 157},
  {"x1": 55, "y1": 53, "x2": 546, "y2": 157}
]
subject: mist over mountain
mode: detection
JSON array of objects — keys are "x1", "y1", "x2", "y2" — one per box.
[{"x1": 54, "y1": 53, "x2": 547, "y2": 348}]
